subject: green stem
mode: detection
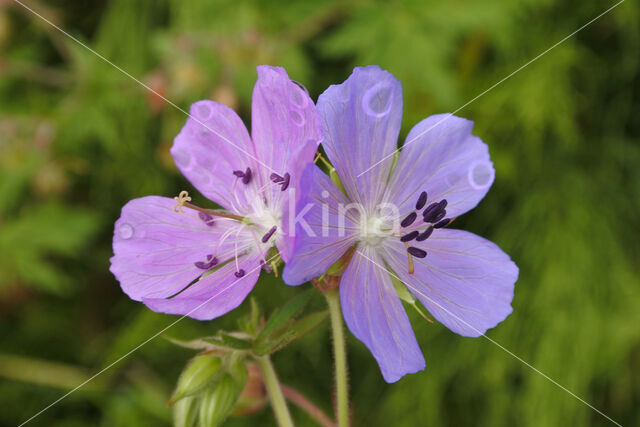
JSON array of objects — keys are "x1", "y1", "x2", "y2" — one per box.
[
  {"x1": 325, "y1": 290, "x2": 349, "y2": 427},
  {"x1": 256, "y1": 355, "x2": 295, "y2": 427}
]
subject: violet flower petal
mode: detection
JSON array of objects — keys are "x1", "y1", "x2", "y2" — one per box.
[
  {"x1": 282, "y1": 164, "x2": 359, "y2": 286},
  {"x1": 110, "y1": 196, "x2": 242, "y2": 301},
  {"x1": 171, "y1": 100, "x2": 256, "y2": 214},
  {"x1": 383, "y1": 229, "x2": 518, "y2": 337},
  {"x1": 143, "y1": 252, "x2": 263, "y2": 320},
  {"x1": 251, "y1": 66, "x2": 321, "y2": 186},
  {"x1": 251, "y1": 66, "x2": 322, "y2": 261},
  {"x1": 340, "y1": 248, "x2": 425, "y2": 383},
  {"x1": 317, "y1": 66, "x2": 402, "y2": 210},
  {"x1": 385, "y1": 114, "x2": 494, "y2": 218}
]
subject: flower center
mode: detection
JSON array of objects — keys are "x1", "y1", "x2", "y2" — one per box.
[
  {"x1": 248, "y1": 202, "x2": 282, "y2": 245},
  {"x1": 359, "y1": 214, "x2": 391, "y2": 247}
]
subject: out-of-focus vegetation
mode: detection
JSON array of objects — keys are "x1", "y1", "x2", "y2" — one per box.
[{"x1": 1, "y1": 0, "x2": 638, "y2": 425}]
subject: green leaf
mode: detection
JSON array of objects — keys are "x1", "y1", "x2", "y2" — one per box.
[
  {"x1": 172, "y1": 395, "x2": 199, "y2": 427},
  {"x1": 169, "y1": 354, "x2": 222, "y2": 405},
  {"x1": 163, "y1": 335, "x2": 219, "y2": 351},
  {"x1": 253, "y1": 311, "x2": 328, "y2": 356},
  {"x1": 237, "y1": 297, "x2": 261, "y2": 335},
  {"x1": 255, "y1": 289, "x2": 312, "y2": 345},
  {"x1": 203, "y1": 332, "x2": 252, "y2": 350}
]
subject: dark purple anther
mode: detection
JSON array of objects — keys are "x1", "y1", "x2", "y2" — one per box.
[
  {"x1": 434, "y1": 218, "x2": 451, "y2": 229},
  {"x1": 280, "y1": 173, "x2": 291, "y2": 191},
  {"x1": 407, "y1": 247, "x2": 427, "y2": 258},
  {"x1": 416, "y1": 226, "x2": 434, "y2": 242},
  {"x1": 260, "y1": 259, "x2": 272, "y2": 273},
  {"x1": 401, "y1": 212, "x2": 417, "y2": 228},
  {"x1": 400, "y1": 230, "x2": 419, "y2": 242},
  {"x1": 233, "y1": 167, "x2": 252, "y2": 184},
  {"x1": 235, "y1": 269, "x2": 246, "y2": 278},
  {"x1": 422, "y1": 202, "x2": 439, "y2": 218},
  {"x1": 416, "y1": 191, "x2": 428, "y2": 210},
  {"x1": 261, "y1": 226, "x2": 277, "y2": 243},
  {"x1": 424, "y1": 200, "x2": 447, "y2": 223},
  {"x1": 198, "y1": 212, "x2": 215, "y2": 227},
  {"x1": 432, "y1": 209, "x2": 447, "y2": 223},
  {"x1": 270, "y1": 173, "x2": 284, "y2": 183},
  {"x1": 242, "y1": 167, "x2": 252, "y2": 184},
  {"x1": 194, "y1": 256, "x2": 218, "y2": 270}
]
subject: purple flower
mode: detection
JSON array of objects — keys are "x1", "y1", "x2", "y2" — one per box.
[
  {"x1": 110, "y1": 66, "x2": 320, "y2": 320},
  {"x1": 283, "y1": 66, "x2": 518, "y2": 382}
]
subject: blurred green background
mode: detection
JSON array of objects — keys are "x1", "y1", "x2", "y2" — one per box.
[{"x1": 1, "y1": 0, "x2": 639, "y2": 425}]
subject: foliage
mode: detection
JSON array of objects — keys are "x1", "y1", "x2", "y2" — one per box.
[{"x1": 0, "y1": 0, "x2": 638, "y2": 426}]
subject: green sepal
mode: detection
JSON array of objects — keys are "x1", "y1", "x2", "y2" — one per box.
[
  {"x1": 329, "y1": 168, "x2": 347, "y2": 196},
  {"x1": 198, "y1": 375, "x2": 235, "y2": 427},
  {"x1": 172, "y1": 395, "x2": 199, "y2": 427},
  {"x1": 391, "y1": 273, "x2": 416, "y2": 304},
  {"x1": 169, "y1": 354, "x2": 222, "y2": 405},
  {"x1": 390, "y1": 273, "x2": 433, "y2": 322},
  {"x1": 198, "y1": 373, "x2": 243, "y2": 427}
]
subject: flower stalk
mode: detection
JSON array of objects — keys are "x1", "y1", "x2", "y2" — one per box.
[
  {"x1": 255, "y1": 355, "x2": 294, "y2": 427},
  {"x1": 325, "y1": 289, "x2": 349, "y2": 427}
]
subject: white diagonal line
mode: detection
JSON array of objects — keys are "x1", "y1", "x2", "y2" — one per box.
[
  {"x1": 356, "y1": 0, "x2": 625, "y2": 179},
  {"x1": 356, "y1": 250, "x2": 622, "y2": 427},
  {"x1": 17, "y1": 252, "x2": 279, "y2": 426},
  {"x1": 11, "y1": 0, "x2": 276, "y2": 174}
]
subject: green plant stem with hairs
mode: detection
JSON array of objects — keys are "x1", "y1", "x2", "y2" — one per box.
[
  {"x1": 325, "y1": 289, "x2": 349, "y2": 427},
  {"x1": 256, "y1": 355, "x2": 295, "y2": 427}
]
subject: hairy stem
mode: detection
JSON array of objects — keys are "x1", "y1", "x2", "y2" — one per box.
[
  {"x1": 325, "y1": 290, "x2": 349, "y2": 427},
  {"x1": 281, "y1": 384, "x2": 336, "y2": 427},
  {"x1": 256, "y1": 356, "x2": 294, "y2": 427}
]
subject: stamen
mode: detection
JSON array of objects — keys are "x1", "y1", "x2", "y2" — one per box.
[
  {"x1": 404, "y1": 242, "x2": 415, "y2": 275},
  {"x1": 400, "y1": 212, "x2": 417, "y2": 228},
  {"x1": 194, "y1": 256, "x2": 218, "y2": 270},
  {"x1": 261, "y1": 226, "x2": 278, "y2": 243},
  {"x1": 234, "y1": 269, "x2": 246, "y2": 278},
  {"x1": 424, "y1": 200, "x2": 448, "y2": 223},
  {"x1": 270, "y1": 172, "x2": 291, "y2": 191},
  {"x1": 434, "y1": 218, "x2": 451, "y2": 229},
  {"x1": 242, "y1": 167, "x2": 252, "y2": 184},
  {"x1": 270, "y1": 173, "x2": 284, "y2": 183},
  {"x1": 431, "y1": 209, "x2": 447, "y2": 223},
  {"x1": 416, "y1": 226, "x2": 434, "y2": 241},
  {"x1": 198, "y1": 212, "x2": 215, "y2": 227},
  {"x1": 422, "y1": 202, "x2": 439, "y2": 218},
  {"x1": 280, "y1": 173, "x2": 291, "y2": 191},
  {"x1": 400, "y1": 230, "x2": 419, "y2": 242},
  {"x1": 173, "y1": 190, "x2": 192, "y2": 213},
  {"x1": 313, "y1": 152, "x2": 322, "y2": 164},
  {"x1": 415, "y1": 191, "x2": 428, "y2": 210},
  {"x1": 407, "y1": 246, "x2": 427, "y2": 258},
  {"x1": 233, "y1": 167, "x2": 252, "y2": 184},
  {"x1": 260, "y1": 259, "x2": 272, "y2": 273}
]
